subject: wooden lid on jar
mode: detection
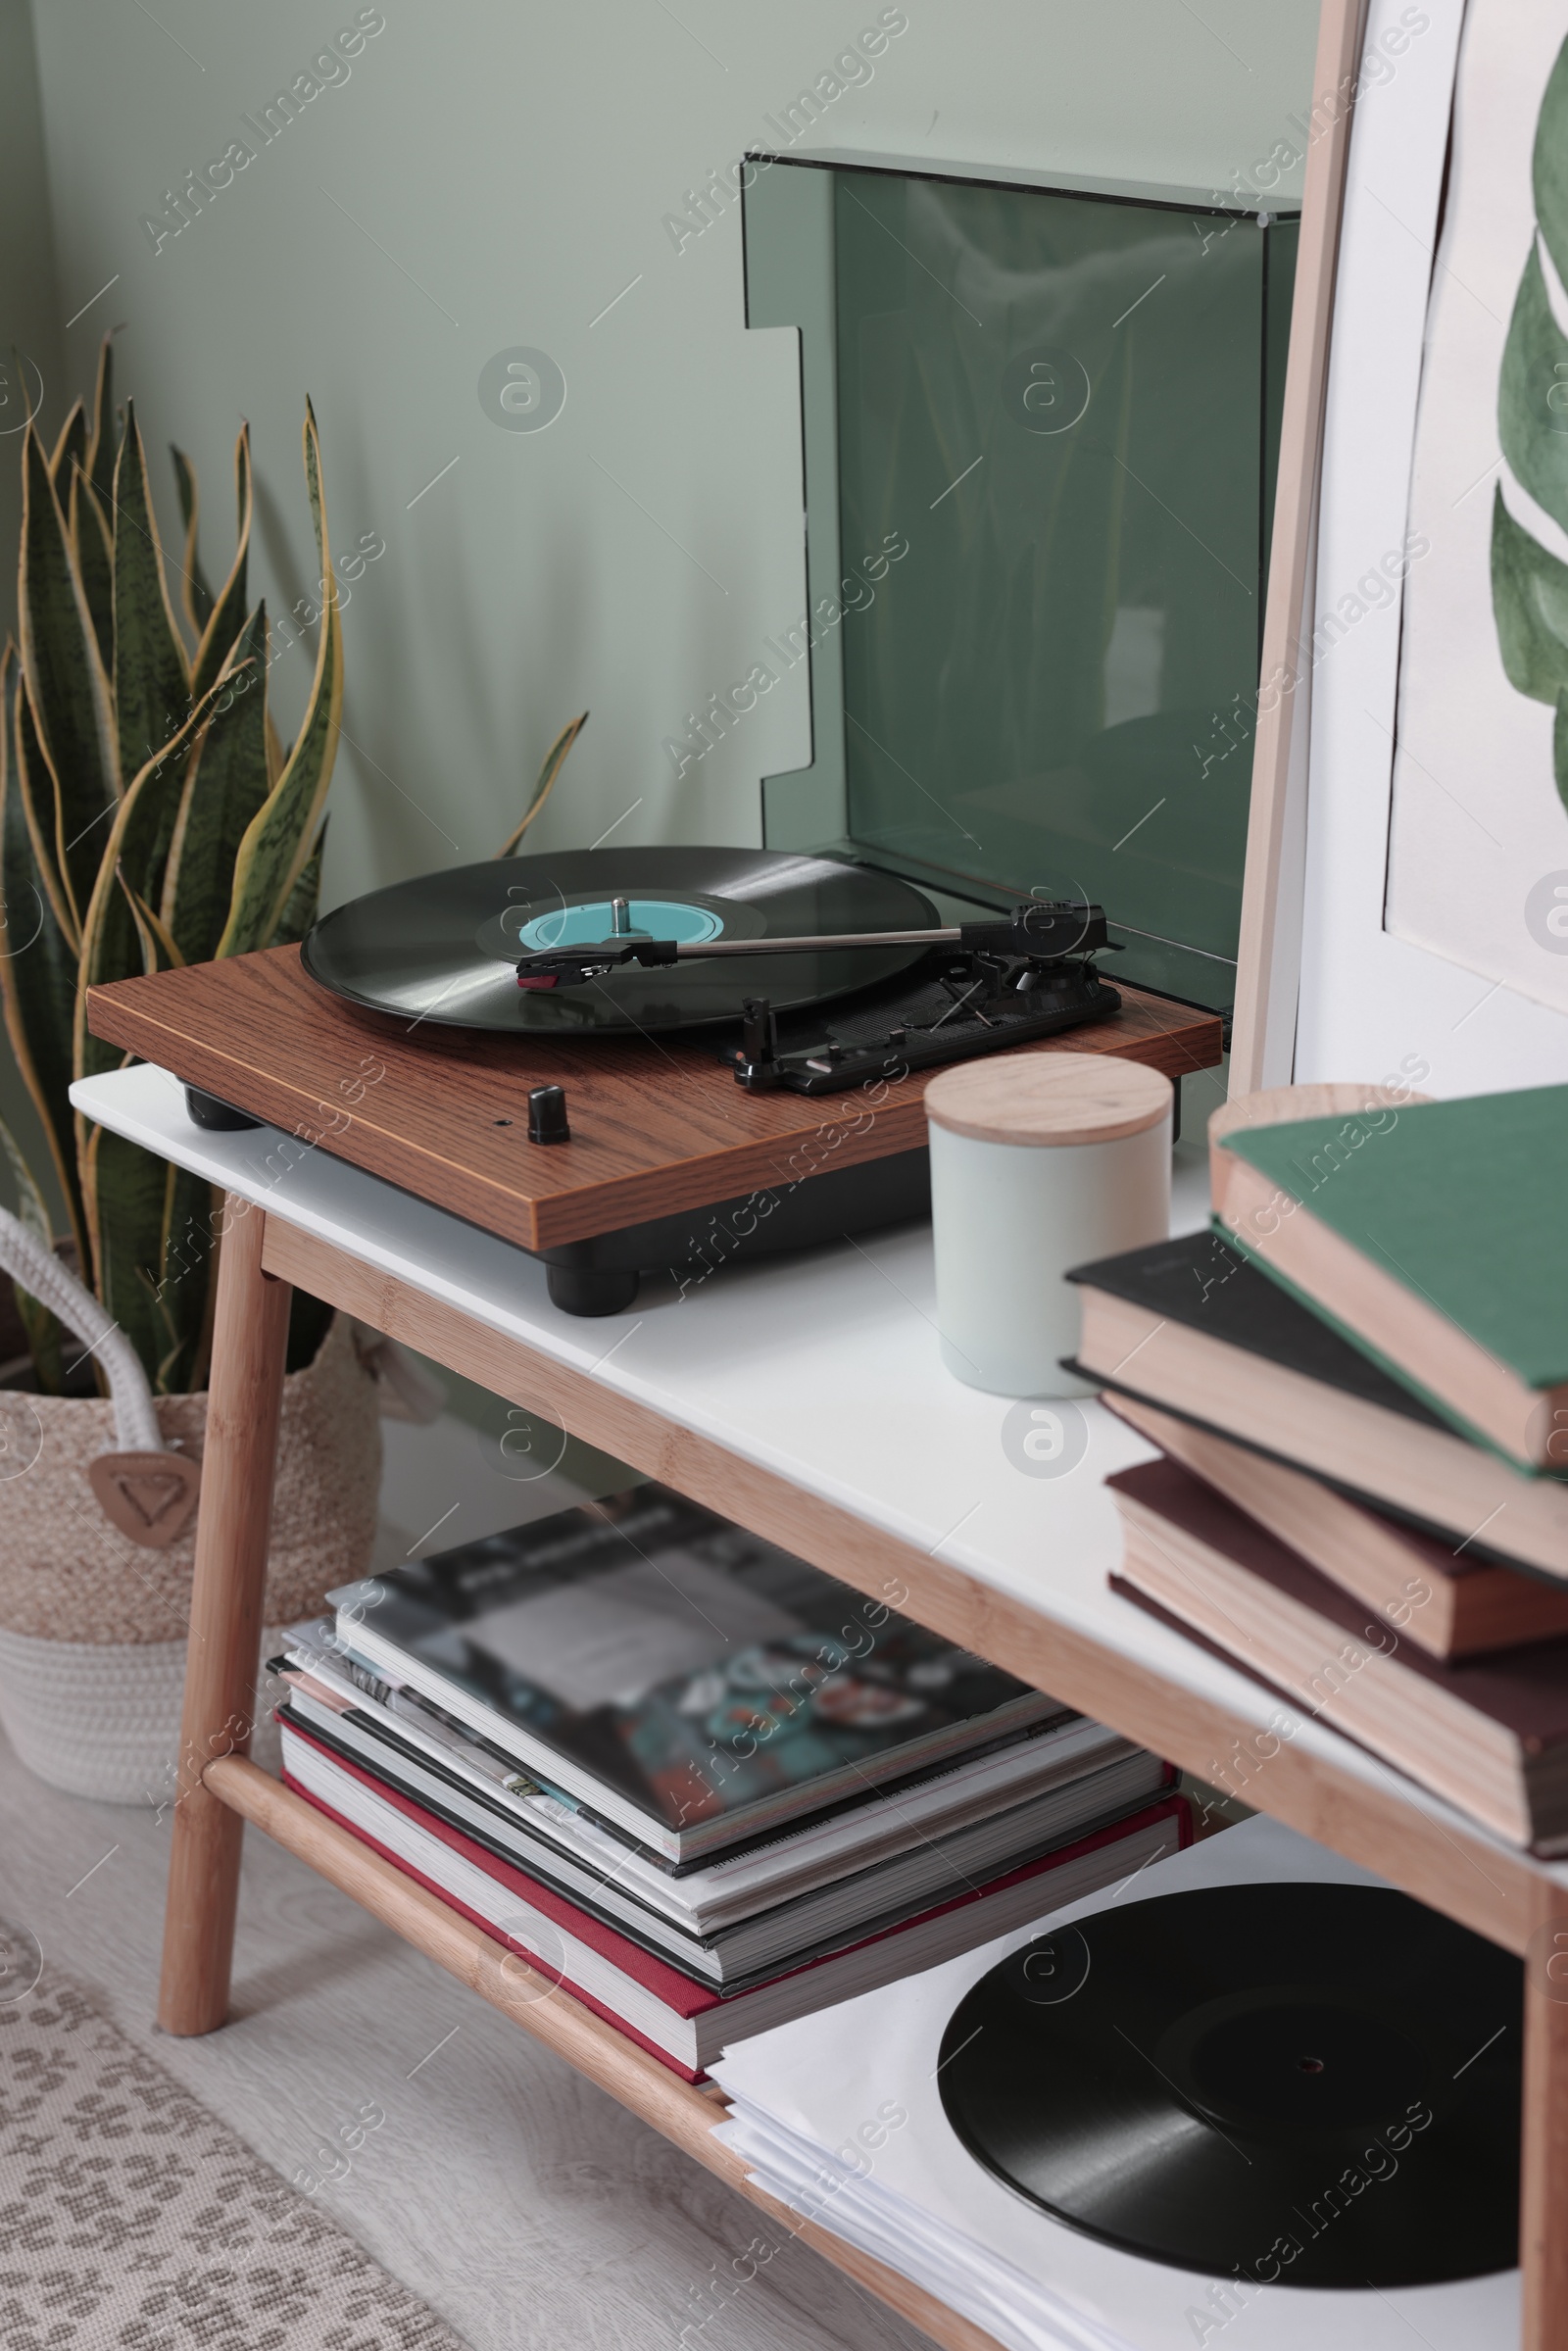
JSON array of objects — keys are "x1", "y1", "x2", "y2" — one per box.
[{"x1": 924, "y1": 1052, "x2": 1173, "y2": 1148}]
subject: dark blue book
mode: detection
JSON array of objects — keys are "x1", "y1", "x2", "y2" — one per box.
[{"x1": 1068, "y1": 1230, "x2": 1568, "y2": 1584}]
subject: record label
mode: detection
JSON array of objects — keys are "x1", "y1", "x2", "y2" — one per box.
[{"x1": 936, "y1": 1883, "x2": 1520, "y2": 2286}]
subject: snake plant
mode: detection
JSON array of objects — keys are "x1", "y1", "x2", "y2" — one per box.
[
  {"x1": 1492, "y1": 31, "x2": 1568, "y2": 814},
  {"x1": 1, "y1": 341, "x2": 586, "y2": 1400},
  {"x1": 0, "y1": 336, "x2": 342, "y2": 1396}
]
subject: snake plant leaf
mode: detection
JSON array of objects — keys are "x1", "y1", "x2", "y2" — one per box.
[
  {"x1": 79, "y1": 1094, "x2": 213, "y2": 1395},
  {"x1": 190, "y1": 422, "x2": 252, "y2": 699},
  {"x1": 70, "y1": 465, "x2": 115, "y2": 675},
  {"x1": 1492, "y1": 483, "x2": 1568, "y2": 703},
  {"x1": 0, "y1": 1108, "x2": 69, "y2": 1394},
  {"x1": 156, "y1": 1169, "x2": 218, "y2": 1391},
  {"x1": 0, "y1": 648, "x2": 85, "y2": 1264},
  {"x1": 271, "y1": 813, "x2": 326, "y2": 948},
  {"x1": 18, "y1": 421, "x2": 119, "y2": 861},
  {"x1": 117, "y1": 867, "x2": 183, "y2": 973},
  {"x1": 75, "y1": 338, "x2": 121, "y2": 733},
  {"x1": 112, "y1": 401, "x2": 192, "y2": 815},
  {"x1": 159, "y1": 1160, "x2": 219, "y2": 1384},
  {"x1": 160, "y1": 613, "x2": 270, "y2": 964},
  {"x1": 72, "y1": 681, "x2": 229, "y2": 1391},
  {"x1": 78, "y1": 1040, "x2": 211, "y2": 1396},
  {"x1": 0, "y1": 1109, "x2": 50, "y2": 1246},
  {"x1": 170, "y1": 445, "x2": 215, "y2": 641},
  {"x1": 80, "y1": 1119, "x2": 190, "y2": 1391},
  {"x1": 85, "y1": 333, "x2": 117, "y2": 510},
  {"x1": 1497, "y1": 242, "x2": 1568, "y2": 539},
  {"x1": 217, "y1": 401, "x2": 342, "y2": 957},
  {"x1": 13, "y1": 677, "x2": 83, "y2": 950},
  {"x1": 73, "y1": 674, "x2": 231, "y2": 1090},
  {"x1": 494, "y1": 711, "x2": 589, "y2": 856},
  {"x1": 49, "y1": 401, "x2": 86, "y2": 491}
]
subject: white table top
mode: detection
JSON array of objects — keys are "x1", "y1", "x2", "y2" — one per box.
[{"x1": 72, "y1": 1061, "x2": 1566, "y2": 1892}]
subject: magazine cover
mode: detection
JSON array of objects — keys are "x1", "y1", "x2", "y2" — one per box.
[{"x1": 329, "y1": 1485, "x2": 1053, "y2": 1837}]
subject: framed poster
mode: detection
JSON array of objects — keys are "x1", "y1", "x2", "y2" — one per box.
[{"x1": 1238, "y1": 0, "x2": 1568, "y2": 1094}]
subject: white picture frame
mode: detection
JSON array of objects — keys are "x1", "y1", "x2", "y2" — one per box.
[{"x1": 1236, "y1": 0, "x2": 1568, "y2": 1097}]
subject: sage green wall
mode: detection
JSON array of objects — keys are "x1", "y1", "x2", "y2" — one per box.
[
  {"x1": 0, "y1": 0, "x2": 60, "y2": 650},
  {"x1": 0, "y1": 0, "x2": 63, "y2": 1192},
  {"x1": 11, "y1": 0, "x2": 1318, "y2": 929}
]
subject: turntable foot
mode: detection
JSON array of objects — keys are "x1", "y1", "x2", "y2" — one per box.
[
  {"x1": 546, "y1": 1264, "x2": 641, "y2": 1316},
  {"x1": 184, "y1": 1085, "x2": 263, "y2": 1132}
]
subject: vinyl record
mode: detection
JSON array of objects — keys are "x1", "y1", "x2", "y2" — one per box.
[
  {"x1": 937, "y1": 1884, "x2": 1520, "y2": 2286},
  {"x1": 301, "y1": 848, "x2": 941, "y2": 1034}
]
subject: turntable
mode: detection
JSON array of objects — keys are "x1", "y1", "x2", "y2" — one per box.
[
  {"x1": 298, "y1": 845, "x2": 1120, "y2": 1081},
  {"x1": 85, "y1": 849, "x2": 1222, "y2": 1315}
]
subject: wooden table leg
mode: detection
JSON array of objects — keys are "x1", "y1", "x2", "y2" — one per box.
[
  {"x1": 158, "y1": 1200, "x2": 292, "y2": 2035},
  {"x1": 1521, "y1": 1896, "x2": 1568, "y2": 2350}
]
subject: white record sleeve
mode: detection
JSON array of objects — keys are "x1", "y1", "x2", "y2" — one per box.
[{"x1": 712, "y1": 1818, "x2": 1515, "y2": 2351}]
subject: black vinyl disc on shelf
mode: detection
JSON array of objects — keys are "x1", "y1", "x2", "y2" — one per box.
[
  {"x1": 937, "y1": 1884, "x2": 1520, "y2": 2287},
  {"x1": 301, "y1": 847, "x2": 941, "y2": 1034}
]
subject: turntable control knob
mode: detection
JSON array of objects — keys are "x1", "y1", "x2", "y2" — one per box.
[{"x1": 527, "y1": 1084, "x2": 571, "y2": 1145}]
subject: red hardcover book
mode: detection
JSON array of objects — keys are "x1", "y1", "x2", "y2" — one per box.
[{"x1": 280, "y1": 1716, "x2": 1189, "y2": 2078}]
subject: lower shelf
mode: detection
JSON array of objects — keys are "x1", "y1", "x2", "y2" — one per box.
[{"x1": 204, "y1": 1755, "x2": 1004, "y2": 2351}]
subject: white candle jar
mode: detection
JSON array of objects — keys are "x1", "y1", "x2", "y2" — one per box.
[{"x1": 925, "y1": 1053, "x2": 1173, "y2": 1397}]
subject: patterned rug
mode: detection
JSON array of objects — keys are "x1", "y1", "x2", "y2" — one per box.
[{"x1": 0, "y1": 1922, "x2": 467, "y2": 2351}]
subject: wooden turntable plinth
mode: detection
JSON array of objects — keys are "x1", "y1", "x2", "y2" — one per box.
[{"x1": 86, "y1": 947, "x2": 1222, "y2": 1253}]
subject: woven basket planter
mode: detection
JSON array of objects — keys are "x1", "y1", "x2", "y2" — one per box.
[{"x1": 0, "y1": 1313, "x2": 382, "y2": 1804}]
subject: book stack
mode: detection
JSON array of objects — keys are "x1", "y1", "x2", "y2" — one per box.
[
  {"x1": 274, "y1": 1483, "x2": 1184, "y2": 2078},
  {"x1": 1070, "y1": 1082, "x2": 1568, "y2": 1853}
]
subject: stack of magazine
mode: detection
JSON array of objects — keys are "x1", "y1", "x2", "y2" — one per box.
[{"x1": 273, "y1": 1483, "x2": 1182, "y2": 2078}]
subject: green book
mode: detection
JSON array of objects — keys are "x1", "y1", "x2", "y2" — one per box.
[{"x1": 1211, "y1": 1087, "x2": 1568, "y2": 1473}]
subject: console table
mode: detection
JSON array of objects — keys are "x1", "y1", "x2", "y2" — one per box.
[{"x1": 70, "y1": 980, "x2": 1568, "y2": 2351}]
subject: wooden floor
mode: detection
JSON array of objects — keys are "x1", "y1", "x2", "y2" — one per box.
[{"x1": 0, "y1": 1409, "x2": 932, "y2": 2351}]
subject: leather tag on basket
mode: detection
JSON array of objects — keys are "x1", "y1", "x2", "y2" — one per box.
[{"x1": 87, "y1": 1450, "x2": 202, "y2": 1549}]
